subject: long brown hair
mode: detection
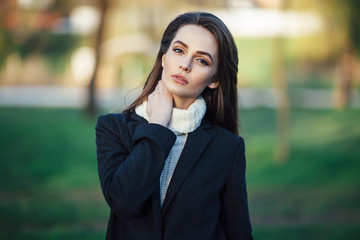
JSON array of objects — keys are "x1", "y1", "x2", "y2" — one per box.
[{"x1": 125, "y1": 11, "x2": 239, "y2": 135}]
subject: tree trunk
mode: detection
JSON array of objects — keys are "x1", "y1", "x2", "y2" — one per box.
[
  {"x1": 273, "y1": 0, "x2": 291, "y2": 163},
  {"x1": 87, "y1": 0, "x2": 109, "y2": 117},
  {"x1": 333, "y1": 43, "x2": 354, "y2": 109}
]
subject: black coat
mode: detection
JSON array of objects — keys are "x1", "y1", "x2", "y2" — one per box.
[{"x1": 95, "y1": 111, "x2": 253, "y2": 240}]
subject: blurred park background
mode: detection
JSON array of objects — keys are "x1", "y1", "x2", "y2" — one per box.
[{"x1": 0, "y1": 0, "x2": 359, "y2": 239}]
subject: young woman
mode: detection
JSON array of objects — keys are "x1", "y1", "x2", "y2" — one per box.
[{"x1": 96, "y1": 11, "x2": 254, "y2": 240}]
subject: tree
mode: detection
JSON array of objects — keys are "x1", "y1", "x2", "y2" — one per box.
[
  {"x1": 87, "y1": 0, "x2": 109, "y2": 117},
  {"x1": 273, "y1": 0, "x2": 291, "y2": 163},
  {"x1": 332, "y1": 0, "x2": 360, "y2": 109}
]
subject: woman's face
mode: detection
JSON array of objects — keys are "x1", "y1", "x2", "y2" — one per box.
[{"x1": 161, "y1": 24, "x2": 219, "y2": 109}]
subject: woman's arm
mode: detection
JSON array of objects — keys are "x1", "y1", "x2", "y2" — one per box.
[
  {"x1": 220, "y1": 138, "x2": 254, "y2": 240},
  {"x1": 96, "y1": 114, "x2": 176, "y2": 220}
]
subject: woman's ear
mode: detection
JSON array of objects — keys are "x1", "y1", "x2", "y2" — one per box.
[
  {"x1": 208, "y1": 81, "x2": 219, "y2": 89},
  {"x1": 162, "y1": 54, "x2": 166, "y2": 67}
]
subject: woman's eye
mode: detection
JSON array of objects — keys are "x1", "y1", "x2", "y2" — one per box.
[
  {"x1": 197, "y1": 58, "x2": 209, "y2": 66},
  {"x1": 173, "y1": 48, "x2": 183, "y2": 54}
]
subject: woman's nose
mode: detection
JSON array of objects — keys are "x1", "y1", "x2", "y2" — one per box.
[{"x1": 180, "y1": 61, "x2": 191, "y2": 73}]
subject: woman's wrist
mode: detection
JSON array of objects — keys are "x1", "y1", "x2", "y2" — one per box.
[{"x1": 148, "y1": 118, "x2": 169, "y2": 127}]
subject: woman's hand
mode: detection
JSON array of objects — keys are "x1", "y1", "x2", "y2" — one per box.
[{"x1": 147, "y1": 80, "x2": 173, "y2": 127}]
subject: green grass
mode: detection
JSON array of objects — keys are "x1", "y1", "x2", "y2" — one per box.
[
  {"x1": 240, "y1": 108, "x2": 360, "y2": 240},
  {"x1": 0, "y1": 108, "x2": 107, "y2": 240},
  {"x1": 0, "y1": 107, "x2": 359, "y2": 240}
]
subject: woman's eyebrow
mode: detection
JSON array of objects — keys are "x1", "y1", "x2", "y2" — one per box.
[{"x1": 173, "y1": 40, "x2": 213, "y2": 62}]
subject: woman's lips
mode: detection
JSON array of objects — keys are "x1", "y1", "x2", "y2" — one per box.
[{"x1": 171, "y1": 74, "x2": 188, "y2": 85}]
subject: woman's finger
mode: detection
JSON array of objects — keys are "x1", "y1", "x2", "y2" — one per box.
[
  {"x1": 147, "y1": 80, "x2": 173, "y2": 126},
  {"x1": 157, "y1": 80, "x2": 171, "y2": 95}
]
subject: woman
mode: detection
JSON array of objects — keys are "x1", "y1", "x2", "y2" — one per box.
[{"x1": 96, "y1": 11, "x2": 254, "y2": 240}]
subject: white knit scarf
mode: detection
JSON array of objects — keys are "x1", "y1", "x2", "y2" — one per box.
[{"x1": 135, "y1": 96, "x2": 206, "y2": 135}]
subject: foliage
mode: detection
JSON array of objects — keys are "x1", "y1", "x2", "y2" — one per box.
[
  {"x1": 0, "y1": 30, "x2": 80, "y2": 73},
  {"x1": 18, "y1": 32, "x2": 80, "y2": 73},
  {"x1": 0, "y1": 30, "x2": 16, "y2": 68},
  {"x1": 236, "y1": 38, "x2": 273, "y2": 87},
  {"x1": 342, "y1": 0, "x2": 360, "y2": 55},
  {"x1": 235, "y1": 37, "x2": 336, "y2": 88}
]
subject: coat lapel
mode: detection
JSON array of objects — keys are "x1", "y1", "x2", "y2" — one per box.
[{"x1": 161, "y1": 124, "x2": 212, "y2": 216}]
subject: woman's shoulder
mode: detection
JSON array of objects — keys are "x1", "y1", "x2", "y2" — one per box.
[
  {"x1": 97, "y1": 110, "x2": 144, "y2": 125},
  {"x1": 96, "y1": 111, "x2": 147, "y2": 147},
  {"x1": 96, "y1": 112, "x2": 124, "y2": 132},
  {"x1": 206, "y1": 120, "x2": 244, "y2": 144},
  {"x1": 96, "y1": 111, "x2": 146, "y2": 134},
  {"x1": 97, "y1": 111, "x2": 129, "y2": 124},
  {"x1": 202, "y1": 121, "x2": 246, "y2": 169},
  {"x1": 203, "y1": 121, "x2": 245, "y2": 157}
]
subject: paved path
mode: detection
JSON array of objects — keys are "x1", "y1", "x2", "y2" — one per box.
[{"x1": 0, "y1": 86, "x2": 359, "y2": 109}]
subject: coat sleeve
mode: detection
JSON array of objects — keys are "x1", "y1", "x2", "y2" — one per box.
[
  {"x1": 95, "y1": 114, "x2": 176, "y2": 220},
  {"x1": 220, "y1": 137, "x2": 254, "y2": 240}
]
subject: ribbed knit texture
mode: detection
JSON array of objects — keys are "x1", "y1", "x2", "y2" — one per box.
[{"x1": 135, "y1": 97, "x2": 206, "y2": 205}]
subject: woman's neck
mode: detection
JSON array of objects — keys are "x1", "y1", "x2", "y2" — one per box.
[{"x1": 173, "y1": 95, "x2": 197, "y2": 110}]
